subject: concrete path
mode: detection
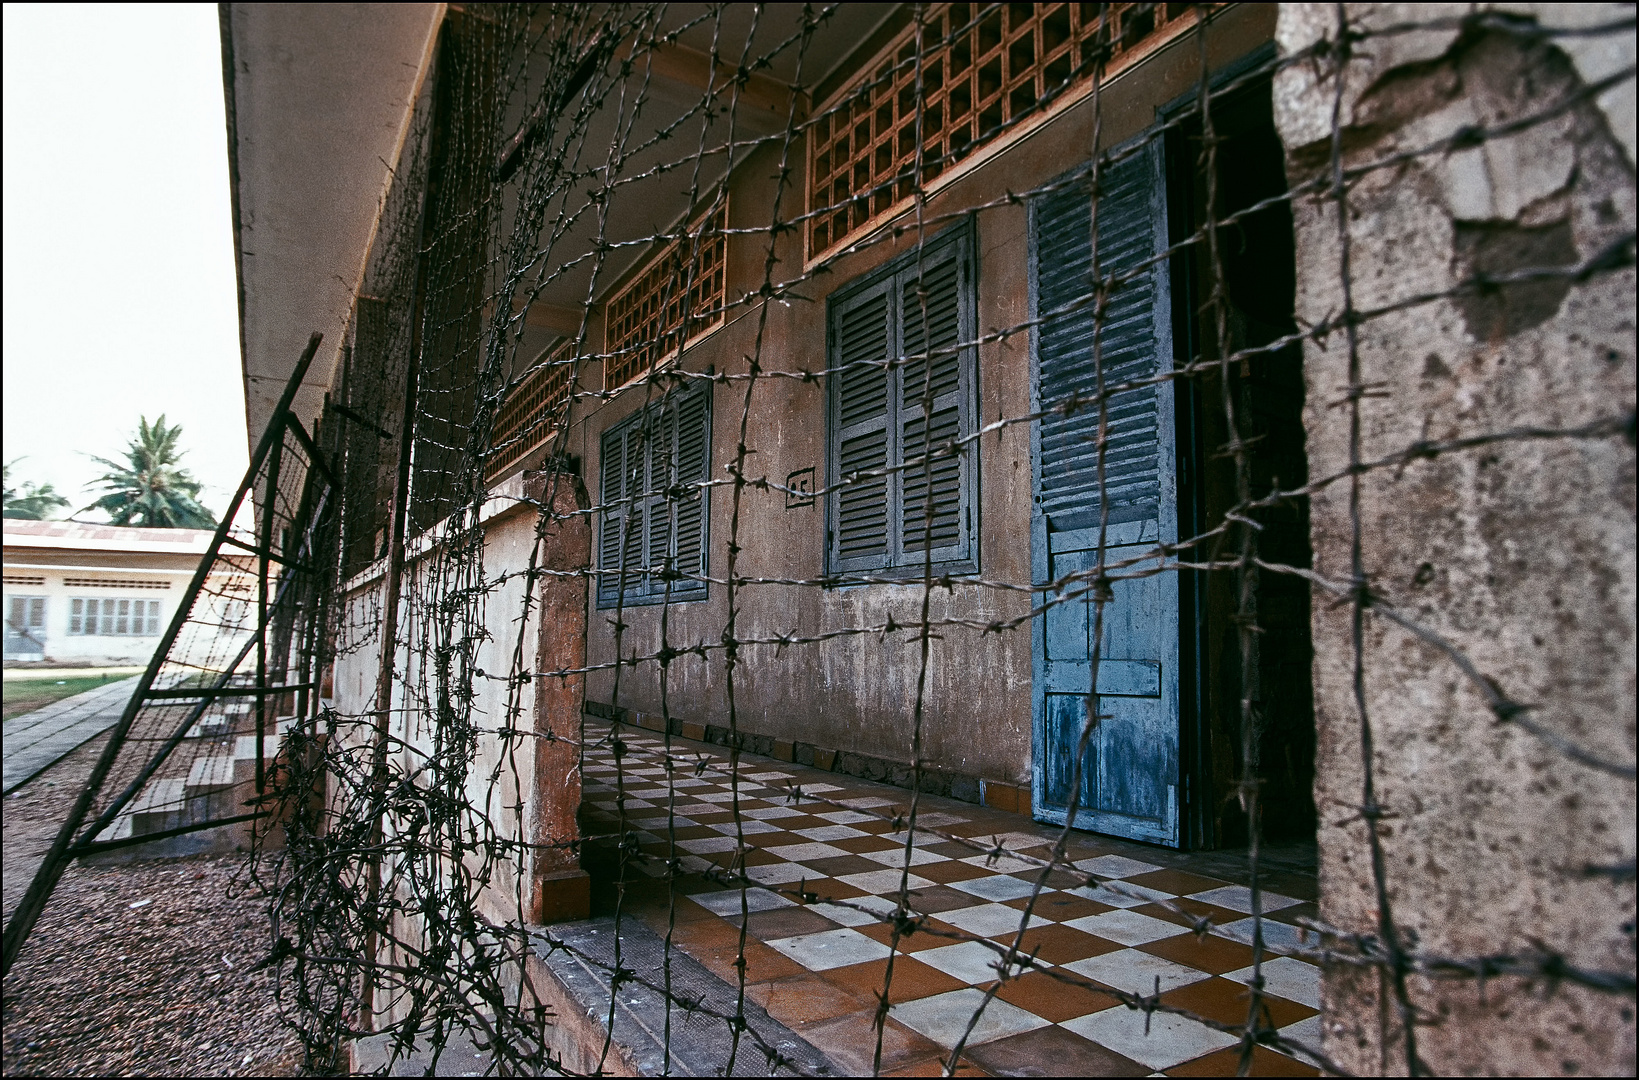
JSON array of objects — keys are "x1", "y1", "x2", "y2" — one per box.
[
  {"x1": 3, "y1": 666, "x2": 144, "y2": 682},
  {"x1": 3, "y1": 678, "x2": 139, "y2": 794}
]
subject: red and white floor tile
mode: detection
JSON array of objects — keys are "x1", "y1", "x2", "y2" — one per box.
[{"x1": 582, "y1": 727, "x2": 1322, "y2": 1077}]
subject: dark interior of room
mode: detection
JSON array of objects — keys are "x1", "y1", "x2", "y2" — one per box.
[{"x1": 1170, "y1": 76, "x2": 1317, "y2": 850}]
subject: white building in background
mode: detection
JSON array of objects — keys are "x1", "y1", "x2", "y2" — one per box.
[{"x1": 2, "y1": 520, "x2": 219, "y2": 665}]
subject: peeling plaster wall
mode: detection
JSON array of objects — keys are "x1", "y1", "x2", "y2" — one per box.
[
  {"x1": 1275, "y1": 5, "x2": 1636, "y2": 1074},
  {"x1": 577, "y1": 4, "x2": 1279, "y2": 793}
]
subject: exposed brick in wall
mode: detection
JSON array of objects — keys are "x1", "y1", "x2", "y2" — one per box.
[{"x1": 527, "y1": 470, "x2": 593, "y2": 923}]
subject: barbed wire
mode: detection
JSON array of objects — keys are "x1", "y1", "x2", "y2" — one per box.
[{"x1": 238, "y1": 4, "x2": 1635, "y2": 1076}]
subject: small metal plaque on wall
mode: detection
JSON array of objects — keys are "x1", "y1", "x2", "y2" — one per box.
[{"x1": 785, "y1": 467, "x2": 815, "y2": 509}]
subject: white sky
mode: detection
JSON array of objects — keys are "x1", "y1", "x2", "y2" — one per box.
[{"x1": 3, "y1": 3, "x2": 247, "y2": 519}]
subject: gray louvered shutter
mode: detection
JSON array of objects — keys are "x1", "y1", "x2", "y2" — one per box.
[
  {"x1": 598, "y1": 425, "x2": 625, "y2": 605},
  {"x1": 668, "y1": 385, "x2": 711, "y2": 600},
  {"x1": 829, "y1": 281, "x2": 894, "y2": 573},
  {"x1": 599, "y1": 385, "x2": 711, "y2": 608},
  {"x1": 896, "y1": 246, "x2": 970, "y2": 565},
  {"x1": 645, "y1": 407, "x2": 674, "y2": 598},
  {"x1": 598, "y1": 423, "x2": 645, "y2": 605},
  {"x1": 1035, "y1": 140, "x2": 1171, "y2": 532}
]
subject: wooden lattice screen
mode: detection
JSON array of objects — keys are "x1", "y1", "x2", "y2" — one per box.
[
  {"x1": 603, "y1": 204, "x2": 729, "y2": 391},
  {"x1": 808, "y1": 2, "x2": 1200, "y2": 259},
  {"x1": 486, "y1": 340, "x2": 573, "y2": 481}
]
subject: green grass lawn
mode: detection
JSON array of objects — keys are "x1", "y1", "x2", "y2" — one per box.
[{"x1": 2, "y1": 676, "x2": 120, "y2": 722}]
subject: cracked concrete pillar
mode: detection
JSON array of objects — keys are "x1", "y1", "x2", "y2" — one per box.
[{"x1": 1274, "y1": 5, "x2": 1635, "y2": 1074}]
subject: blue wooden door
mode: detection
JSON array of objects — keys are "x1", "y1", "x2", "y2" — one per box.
[{"x1": 1030, "y1": 136, "x2": 1180, "y2": 846}]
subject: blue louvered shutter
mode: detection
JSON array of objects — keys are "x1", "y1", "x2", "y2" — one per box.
[
  {"x1": 829, "y1": 281, "x2": 894, "y2": 573},
  {"x1": 1035, "y1": 145, "x2": 1171, "y2": 530},
  {"x1": 1030, "y1": 136, "x2": 1182, "y2": 847}
]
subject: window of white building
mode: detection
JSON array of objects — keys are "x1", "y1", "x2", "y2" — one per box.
[
  {"x1": 69, "y1": 597, "x2": 162, "y2": 636},
  {"x1": 6, "y1": 595, "x2": 46, "y2": 650}
]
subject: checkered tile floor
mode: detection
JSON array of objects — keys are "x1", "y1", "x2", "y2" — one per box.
[{"x1": 581, "y1": 726, "x2": 1322, "y2": 1077}]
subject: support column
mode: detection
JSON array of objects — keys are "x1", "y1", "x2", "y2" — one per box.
[{"x1": 526, "y1": 467, "x2": 592, "y2": 923}]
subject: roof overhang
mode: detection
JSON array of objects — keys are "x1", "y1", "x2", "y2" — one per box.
[
  {"x1": 3, "y1": 520, "x2": 214, "y2": 555},
  {"x1": 222, "y1": 2, "x2": 444, "y2": 451},
  {"x1": 222, "y1": 4, "x2": 903, "y2": 453}
]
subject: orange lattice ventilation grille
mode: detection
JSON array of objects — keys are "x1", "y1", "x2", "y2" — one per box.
[
  {"x1": 808, "y1": 2, "x2": 1200, "y2": 259},
  {"x1": 486, "y1": 340, "x2": 574, "y2": 481},
  {"x1": 603, "y1": 204, "x2": 729, "y2": 391}
]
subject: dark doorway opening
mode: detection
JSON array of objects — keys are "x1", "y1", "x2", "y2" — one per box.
[{"x1": 1170, "y1": 77, "x2": 1317, "y2": 850}]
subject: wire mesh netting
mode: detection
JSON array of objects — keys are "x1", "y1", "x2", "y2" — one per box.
[
  {"x1": 1, "y1": 333, "x2": 339, "y2": 940},
  {"x1": 13, "y1": 3, "x2": 1632, "y2": 1077},
  {"x1": 21, "y1": 360, "x2": 333, "y2": 858}
]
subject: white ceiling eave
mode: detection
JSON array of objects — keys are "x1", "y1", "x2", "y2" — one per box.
[
  {"x1": 224, "y1": 4, "x2": 898, "y2": 455},
  {"x1": 223, "y1": 3, "x2": 444, "y2": 454}
]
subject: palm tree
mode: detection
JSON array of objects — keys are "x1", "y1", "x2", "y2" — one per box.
[
  {"x1": 83, "y1": 416, "x2": 217, "y2": 528},
  {"x1": 3, "y1": 460, "x2": 70, "y2": 519}
]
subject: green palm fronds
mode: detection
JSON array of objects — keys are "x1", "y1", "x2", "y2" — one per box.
[
  {"x1": 2, "y1": 460, "x2": 71, "y2": 520},
  {"x1": 82, "y1": 416, "x2": 217, "y2": 529}
]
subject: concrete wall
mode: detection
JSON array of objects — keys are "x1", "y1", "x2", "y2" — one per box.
[
  {"x1": 1274, "y1": 5, "x2": 1635, "y2": 1074},
  {"x1": 331, "y1": 469, "x2": 574, "y2": 944}
]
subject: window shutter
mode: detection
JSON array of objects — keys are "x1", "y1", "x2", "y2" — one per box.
[
  {"x1": 621, "y1": 432, "x2": 646, "y2": 600},
  {"x1": 1035, "y1": 140, "x2": 1168, "y2": 530},
  {"x1": 897, "y1": 250, "x2": 968, "y2": 563},
  {"x1": 670, "y1": 386, "x2": 710, "y2": 599},
  {"x1": 827, "y1": 223, "x2": 978, "y2": 578},
  {"x1": 598, "y1": 426, "x2": 630, "y2": 605},
  {"x1": 597, "y1": 383, "x2": 712, "y2": 607},
  {"x1": 830, "y1": 283, "x2": 894, "y2": 571},
  {"x1": 645, "y1": 409, "x2": 674, "y2": 593}
]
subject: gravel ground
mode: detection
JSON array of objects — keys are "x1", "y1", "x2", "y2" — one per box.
[{"x1": 3, "y1": 737, "x2": 306, "y2": 1077}]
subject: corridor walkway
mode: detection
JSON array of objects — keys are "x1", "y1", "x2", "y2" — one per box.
[
  {"x1": 3, "y1": 677, "x2": 138, "y2": 795},
  {"x1": 579, "y1": 722, "x2": 1322, "y2": 1077}
]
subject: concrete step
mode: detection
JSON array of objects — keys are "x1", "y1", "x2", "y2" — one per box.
[
  {"x1": 224, "y1": 716, "x2": 314, "y2": 788},
  {"x1": 130, "y1": 777, "x2": 188, "y2": 836},
  {"x1": 232, "y1": 733, "x2": 285, "y2": 787},
  {"x1": 233, "y1": 735, "x2": 272, "y2": 761},
  {"x1": 94, "y1": 815, "x2": 134, "y2": 845},
  {"x1": 528, "y1": 917, "x2": 835, "y2": 1076},
  {"x1": 186, "y1": 755, "x2": 241, "y2": 820},
  {"x1": 185, "y1": 713, "x2": 233, "y2": 739},
  {"x1": 186, "y1": 755, "x2": 236, "y2": 792},
  {"x1": 230, "y1": 718, "x2": 298, "y2": 758},
  {"x1": 226, "y1": 711, "x2": 297, "y2": 735},
  {"x1": 233, "y1": 745, "x2": 262, "y2": 788}
]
